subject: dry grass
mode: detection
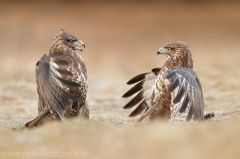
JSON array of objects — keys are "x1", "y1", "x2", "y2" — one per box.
[
  {"x1": 1, "y1": 1, "x2": 240, "y2": 159},
  {"x1": 1, "y1": 118, "x2": 240, "y2": 159}
]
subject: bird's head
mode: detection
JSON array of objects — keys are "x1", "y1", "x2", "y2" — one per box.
[
  {"x1": 51, "y1": 29, "x2": 85, "y2": 52},
  {"x1": 157, "y1": 41, "x2": 191, "y2": 59},
  {"x1": 157, "y1": 41, "x2": 193, "y2": 68}
]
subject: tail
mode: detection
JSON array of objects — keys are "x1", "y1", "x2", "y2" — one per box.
[
  {"x1": 24, "y1": 108, "x2": 54, "y2": 129},
  {"x1": 204, "y1": 112, "x2": 215, "y2": 120}
]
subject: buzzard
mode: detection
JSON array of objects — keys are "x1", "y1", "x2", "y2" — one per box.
[
  {"x1": 122, "y1": 41, "x2": 213, "y2": 123},
  {"x1": 24, "y1": 29, "x2": 89, "y2": 128}
]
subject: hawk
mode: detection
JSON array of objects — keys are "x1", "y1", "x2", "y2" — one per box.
[
  {"x1": 122, "y1": 41, "x2": 213, "y2": 123},
  {"x1": 24, "y1": 29, "x2": 89, "y2": 128}
]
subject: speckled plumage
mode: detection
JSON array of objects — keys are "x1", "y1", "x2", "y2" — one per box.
[
  {"x1": 24, "y1": 29, "x2": 88, "y2": 128},
  {"x1": 123, "y1": 41, "x2": 205, "y2": 123}
]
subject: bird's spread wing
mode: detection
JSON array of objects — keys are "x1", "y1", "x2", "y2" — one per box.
[
  {"x1": 122, "y1": 68, "x2": 161, "y2": 117},
  {"x1": 36, "y1": 53, "x2": 80, "y2": 119},
  {"x1": 166, "y1": 66, "x2": 204, "y2": 121}
]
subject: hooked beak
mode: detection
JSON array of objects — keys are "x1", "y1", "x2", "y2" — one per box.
[
  {"x1": 157, "y1": 47, "x2": 166, "y2": 55},
  {"x1": 73, "y1": 40, "x2": 85, "y2": 52}
]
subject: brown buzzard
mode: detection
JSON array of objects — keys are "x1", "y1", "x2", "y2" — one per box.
[
  {"x1": 24, "y1": 29, "x2": 89, "y2": 128},
  {"x1": 123, "y1": 41, "x2": 213, "y2": 123}
]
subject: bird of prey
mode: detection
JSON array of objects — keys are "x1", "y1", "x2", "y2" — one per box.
[
  {"x1": 122, "y1": 41, "x2": 213, "y2": 123},
  {"x1": 24, "y1": 29, "x2": 88, "y2": 128}
]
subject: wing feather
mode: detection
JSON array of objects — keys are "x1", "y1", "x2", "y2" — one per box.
[
  {"x1": 129, "y1": 101, "x2": 148, "y2": 117},
  {"x1": 123, "y1": 91, "x2": 144, "y2": 109},
  {"x1": 55, "y1": 68, "x2": 73, "y2": 76},
  {"x1": 123, "y1": 68, "x2": 161, "y2": 117},
  {"x1": 24, "y1": 107, "x2": 53, "y2": 129},
  {"x1": 126, "y1": 73, "x2": 148, "y2": 85},
  {"x1": 122, "y1": 81, "x2": 144, "y2": 98},
  {"x1": 53, "y1": 59, "x2": 69, "y2": 66},
  {"x1": 37, "y1": 54, "x2": 80, "y2": 118},
  {"x1": 173, "y1": 83, "x2": 185, "y2": 103},
  {"x1": 168, "y1": 76, "x2": 179, "y2": 92},
  {"x1": 186, "y1": 102, "x2": 193, "y2": 121},
  {"x1": 167, "y1": 67, "x2": 204, "y2": 121},
  {"x1": 179, "y1": 94, "x2": 189, "y2": 113}
]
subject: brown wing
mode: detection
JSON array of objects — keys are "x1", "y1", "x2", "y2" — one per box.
[
  {"x1": 122, "y1": 68, "x2": 161, "y2": 117},
  {"x1": 36, "y1": 61, "x2": 45, "y2": 114},
  {"x1": 36, "y1": 53, "x2": 80, "y2": 119},
  {"x1": 166, "y1": 67, "x2": 204, "y2": 121}
]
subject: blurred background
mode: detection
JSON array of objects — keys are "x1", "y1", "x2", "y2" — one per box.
[
  {"x1": 1, "y1": 1, "x2": 240, "y2": 159},
  {"x1": 0, "y1": 0, "x2": 240, "y2": 82},
  {"x1": 1, "y1": 0, "x2": 240, "y2": 121}
]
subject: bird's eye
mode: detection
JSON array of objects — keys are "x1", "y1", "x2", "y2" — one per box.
[
  {"x1": 67, "y1": 39, "x2": 74, "y2": 42},
  {"x1": 167, "y1": 48, "x2": 171, "y2": 51}
]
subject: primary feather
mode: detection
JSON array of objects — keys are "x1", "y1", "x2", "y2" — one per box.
[{"x1": 122, "y1": 68, "x2": 161, "y2": 117}]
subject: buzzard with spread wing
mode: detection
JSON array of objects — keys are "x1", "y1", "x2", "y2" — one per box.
[
  {"x1": 123, "y1": 41, "x2": 213, "y2": 123},
  {"x1": 24, "y1": 29, "x2": 89, "y2": 128}
]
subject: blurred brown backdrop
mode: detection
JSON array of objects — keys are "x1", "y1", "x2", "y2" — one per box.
[
  {"x1": 0, "y1": 0, "x2": 240, "y2": 82},
  {"x1": 1, "y1": 2, "x2": 240, "y2": 158}
]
